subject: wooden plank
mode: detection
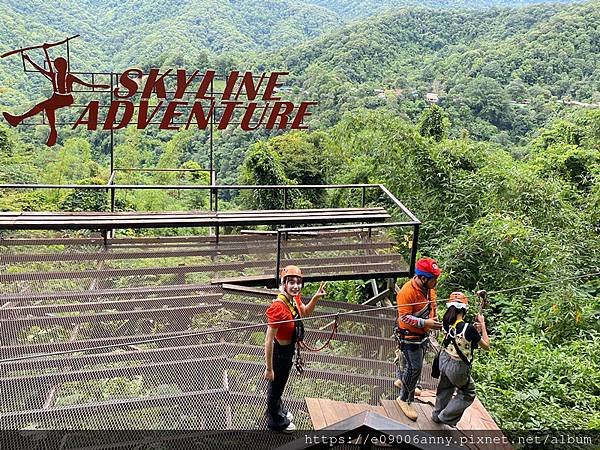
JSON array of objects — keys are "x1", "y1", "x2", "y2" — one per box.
[
  {"x1": 380, "y1": 399, "x2": 416, "y2": 428},
  {"x1": 305, "y1": 397, "x2": 327, "y2": 430},
  {"x1": 2, "y1": 208, "x2": 386, "y2": 222},
  {"x1": 0, "y1": 229, "x2": 381, "y2": 246},
  {"x1": 0, "y1": 254, "x2": 404, "y2": 283},
  {"x1": 333, "y1": 400, "x2": 351, "y2": 424},
  {"x1": 3, "y1": 211, "x2": 390, "y2": 223},
  {"x1": 0, "y1": 283, "x2": 214, "y2": 303},
  {"x1": 0, "y1": 293, "x2": 223, "y2": 317},
  {"x1": 412, "y1": 401, "x2": 436, "y2": 431},
  {"x1": 457, "y1": 398, "x2": 502, "y2": 433},
  {"x1": 9, "y1": 207, "x2": 385, "y2": 218},
  {"x1": 1, "y1": 341, "x2": 395, "y2": 375},
  {"x1": 0, "y1": 208, "x2": 391, "y2": 230},
  {"x1": 0, "y1": 304, "x2": 221, "y2": 328},
  {"x1": 318, "y1": 398, "x2": 343, "y2": 426},
  {"x1": 345, "y1": 402, "x2": 366, "y2": 417}
]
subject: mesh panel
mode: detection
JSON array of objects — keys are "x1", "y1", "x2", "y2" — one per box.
[{"x1": 0, "y1": 230, "x2": 436, "y2": 434}]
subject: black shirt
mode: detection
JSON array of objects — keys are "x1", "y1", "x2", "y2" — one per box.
[{"x1": 443, "y1": 321, "x2": 481, "y2": 349}]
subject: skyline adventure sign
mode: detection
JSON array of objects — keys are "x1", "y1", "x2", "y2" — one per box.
[
  {"x1": 1, "y1": 36, "x2": 318, "y2": 146},
  {"x1": 75, "y1": 69, "x2": 317, "y2": 132}
]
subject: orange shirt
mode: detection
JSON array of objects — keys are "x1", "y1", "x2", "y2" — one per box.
[
  {"x1": 396, "y1": 278, "x2": 437, "y2": 337},
  {"x1": 266, "y1": 294, "x2": 302, "y2": 342}
]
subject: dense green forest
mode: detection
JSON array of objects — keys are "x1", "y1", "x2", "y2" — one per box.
[
  {"x1": 303, "y1": 0, "x2": 584, "y2": 19},
  {"x1": 3, "y1": 1, "x2": 600, "y2": 175},
  {"x1": 236, "y1": 105, "x2": 600, "y2": 430},
  {"x1": 0, "y1": 0, "x2": 599, "y2": 432},
  {"x1": 267, "y1": 2, "x2": 600, "y2": 145}
]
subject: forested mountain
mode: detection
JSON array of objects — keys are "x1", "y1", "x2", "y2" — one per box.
[
  {"x1": 2, "y1": 0, "x2": 342, "y2": 65},
  {"x1": 2, "y1": 0, "x2": 598, "y2": 145},
  {"x1": 269, "y1": 2, "x2": 600, "y2": 143},
  {"x1": 302, "y1": 0, "x2": 584, "y2": 19},
  {"x1": 0, "y1": 0, "x2": 598, "y2": 434},
  {"x1": 0, "y1": 0, "x2": 342, "y2": 112}
]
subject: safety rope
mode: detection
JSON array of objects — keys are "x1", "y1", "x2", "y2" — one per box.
[
  {"x1": 2, "y1": 270, "x2": 597, "y2": 364},
  {"x1": 0, "y1": 302, "x2": 400, "y2": 363},
  {"x1": 298, "y1": 313, "x2": 339, "y2": 352},
  {"x1": 484, "y1": 270, "x2": 600, "y2": 295}
]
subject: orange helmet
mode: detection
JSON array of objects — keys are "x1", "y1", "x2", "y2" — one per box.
[
  {"x1": 447, "y1": 291, "x2": 469, "y2": 310},
  {"x1": 280, "y1": 265, "x2": 303, "y2": 283}
]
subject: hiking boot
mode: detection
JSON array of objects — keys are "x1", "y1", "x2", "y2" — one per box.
[
  {"x1": 433, "y1": 414, "x2": 457, "y2": 429},
  {"x1": 393, "y1": 379, "x2": 421, "y2": 396},
  {"x1": 396, "y1": 398, "x2": 418, "y2": 421}
]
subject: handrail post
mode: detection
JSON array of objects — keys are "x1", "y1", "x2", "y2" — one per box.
[
  {"x1": 361, "y1": 186, "x2": 366, "y2": 208},
  {"x1": 275, "y1": 229, "x2": 282, "y2": 286},
  {"x1": 409, "y1": 223, "x2": 420, "y2": 276},
  {"x1": 214, "y1": 186, "x2": 218, "y2": 212},
  {"x1": 110, "y1": 186, "x2": 116, "y2": 213},
  {"x1": 213, "y1": 186, "x2": 219, "y2": 244}
]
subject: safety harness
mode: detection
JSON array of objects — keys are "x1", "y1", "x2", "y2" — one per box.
[
  {"x1": 395, "y1": 289, "x2": 435, "y2": 344},
  {"x1": 276, "y1": 294, "x2": 338, "y2": 375}
]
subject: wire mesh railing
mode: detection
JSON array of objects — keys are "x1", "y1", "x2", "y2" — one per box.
[{"x1": 0, "y1": 231, "x2": 437, "y2": 435}]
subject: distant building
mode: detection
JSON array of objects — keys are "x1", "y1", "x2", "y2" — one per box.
[
  {"x1": 426, "y1": 92, "x2": 439, "y2": 104},
  {"x1": 373, "y1": 88, "x2": 386, "y2": 99}
]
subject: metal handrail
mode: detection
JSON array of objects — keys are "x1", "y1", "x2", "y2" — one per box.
[
  {"x1": 1, "y1": 182, "x2": 421, "y2": 277},
  {"x1": 273, "y1": 185, "x2": 421, "y2": 285},
  {"x1": 0, "y1": 183, "x2": 380, "y2": 190}
]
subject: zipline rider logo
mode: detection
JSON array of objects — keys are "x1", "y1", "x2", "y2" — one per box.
[{"x1": 1, "y1": 35, "x2": 317, "y2": 146}]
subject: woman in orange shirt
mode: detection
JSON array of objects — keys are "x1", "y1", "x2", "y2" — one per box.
[{"x1": 264, "y1": 265, "x2": 326, "y2": 432}]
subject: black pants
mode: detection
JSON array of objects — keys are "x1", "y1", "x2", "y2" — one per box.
[{"x1": 266, "y1": 340, "x2": 295, "y2": 430}]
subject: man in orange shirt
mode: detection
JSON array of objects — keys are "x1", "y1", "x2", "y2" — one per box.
[{"x1": 395, "y1": 257, "x2": 442, "y2": 421}]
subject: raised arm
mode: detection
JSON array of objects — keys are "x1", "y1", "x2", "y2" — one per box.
[
  {"x1": 23, "y1": 53, "x2": 51, "y2": 78},
  {"x1": 299, "y1": 281, "x2": 326, "y2": 317},
  {"x1": 42, "y1": 45, "x2": 54, "y2": 73},
  {"x1": 475, "y1": 314, "x2": 491, "y2": 350}
]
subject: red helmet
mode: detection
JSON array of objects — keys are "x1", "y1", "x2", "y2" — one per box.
[
  {"x1": 415, "y1": 257, "x2": 441, "y2": 278},
  {"x1": 280, "y1": 265, "x2": 303, "y2": 283},
  {"x1": 447, "y1": 291, "x2": 469, "y2": 309}
]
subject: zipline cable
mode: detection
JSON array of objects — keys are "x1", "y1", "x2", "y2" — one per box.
[{"x1": 485, "y1": 270, "x2": 600, "y2": 295}]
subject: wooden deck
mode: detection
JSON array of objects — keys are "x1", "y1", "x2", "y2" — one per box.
[{"x1": 306, "y1": 391, "x2": 513, "y2": 450}]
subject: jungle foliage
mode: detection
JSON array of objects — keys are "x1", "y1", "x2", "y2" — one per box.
[{"x1": 0, "y1": 0, "x2": 598, "y2": 432}]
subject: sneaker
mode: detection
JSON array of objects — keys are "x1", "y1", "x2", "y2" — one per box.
[
  {"x1": 285, "y1": 411, "x2": 294, "y2": 422},
  {"x1": 282, "y1": 421, "x2": 296, "y2": 433},
  {"x1": 396, "y1": 398, "x2": 418, "y2": 421}
]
